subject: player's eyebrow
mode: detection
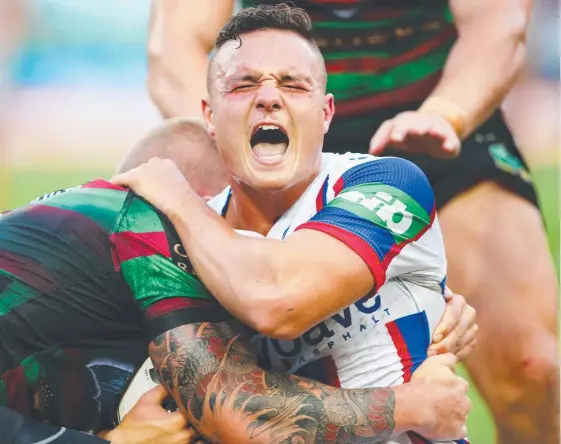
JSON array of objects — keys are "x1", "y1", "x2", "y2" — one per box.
[
  {"x1": 278, "y1": 73, "x2": 314, "y2": 85},
  {"x1": 225, "y1": 71, "x2": 315, "y2": 86}
]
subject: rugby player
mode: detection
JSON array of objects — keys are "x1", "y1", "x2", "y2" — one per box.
[
  {"x1": 116, "y1": 6, "x2": 472, "y2": 443},
  {"x1": 0, "y1": 118, "x2": 474, "y2": 442},
  {"x1": 147, "y1": 1, "x2": 559, "y2": 442}
]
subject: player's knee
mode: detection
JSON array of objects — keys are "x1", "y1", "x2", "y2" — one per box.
[
  {"x1": 517, "y1": 347, "x2": 559, "y2": 389},
  {"x1": 508, "y1": 332, "x2": 559, "y2": 403}
]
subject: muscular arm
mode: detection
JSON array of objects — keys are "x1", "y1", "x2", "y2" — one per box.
[
  {"x1": 149, "y1": 320, "x2": 421, "y2": 444},
  {"x1": 147, "y1": 0, "x2": 234, "y2": 118},
  {"x1": 421, "y1": 0, "x2": 532, "y2": 137},
  {"x1": 115, "y1": 158, "x2": 440, "y2": 340}
]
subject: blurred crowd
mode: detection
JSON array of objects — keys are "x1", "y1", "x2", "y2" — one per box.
[{"x1": 0, "y1": 0, "x2": 558, "y2": 173}]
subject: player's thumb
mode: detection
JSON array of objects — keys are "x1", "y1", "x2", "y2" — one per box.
[
  {"x1": 138, "y1": 384, "x2": 170, "y2": 405},
  {"x1": 110, "y1": 172, "x2": 129, "y2": 186}
]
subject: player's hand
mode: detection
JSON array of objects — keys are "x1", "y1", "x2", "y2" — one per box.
[
  {"x1": 111, "y1": 158, "x2": 194, "y2": 215},
  {"x1": 103, "y1": 385, "x2": 197, "y2": 444},
  {"x1": 369, "y1": 111, "x2": 461, "y2": 159},
  {"x1": 409, "y1": 353, "x2": 470, "y2": 440},
  {"x1": 429, "y1": 288, "x2": 478, "y2": 361}
]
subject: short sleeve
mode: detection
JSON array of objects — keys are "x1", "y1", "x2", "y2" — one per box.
[
  {"x1": 296, "y1": 157, "x2": 444, "y2": 290},
  {"x1": 111, "y1": 195, "x2": 232, "y2": 342}
]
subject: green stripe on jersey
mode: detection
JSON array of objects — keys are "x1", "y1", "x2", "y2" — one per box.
[
  {"x1": 120, "y1": 255, "x2": 214, "y2": 310},
  {"x1": 38, "y1": 188, "x2": 127, "y2": 232},
  {"x1": 328, "y1": 183, "x2": 430, "y2": 243},
  {"x1": 314, "y1": 18, "x2": 398, "y2": 30},
  {"x1": 0, "y1": 268, "x2": 41, "y2": 317},
  {"x1": 21, "y1": 354, "x2": 40, "y2": 385},
  {"x1": 327, "y1": 48, "x2": 450, "y2": 100},
  {"x1": 115, "y1": 196, "x2": 165, "y2": 235}
]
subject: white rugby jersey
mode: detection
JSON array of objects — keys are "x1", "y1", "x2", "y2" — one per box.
[{"x1": 208, "y1": 153, "x2": 468, "y2": 444}]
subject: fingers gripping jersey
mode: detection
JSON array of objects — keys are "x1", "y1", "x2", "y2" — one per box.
[
  {"x1": 0, "y1": 180, "x2": 224, "y2": 432},
  {"x1": 209, "y1": 153, "x2": 450, "y2": 444}
]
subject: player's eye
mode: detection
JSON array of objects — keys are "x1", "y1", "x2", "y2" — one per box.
[
  {"x1": 282, "y1": 84, "x2": 307, "y2": 91},
  {"x1": 232, "y1": 84, "x2": 254, "y2": 91}
]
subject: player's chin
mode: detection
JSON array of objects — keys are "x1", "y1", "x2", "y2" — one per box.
[
  {"x1": 244, "y1": 172, "x2": 297, "y2": 192},
  {"x1": 242, "y1": 164, "x2": 299, "y2": 192}
]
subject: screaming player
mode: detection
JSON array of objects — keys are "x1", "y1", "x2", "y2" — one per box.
[
  {"x1": 0, "y1": 118, "x2": 474, "y2": 442},
  {"x1": 118, "y1": 5, "x2": 472, "y2": 443},
  {"x1": 147, "y1": 1, "x2": 559, "y2": 442}
]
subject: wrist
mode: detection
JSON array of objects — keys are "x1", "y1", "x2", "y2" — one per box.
[
  {"x1": 163, "y1": 187, "x2": 196, "y2": 221},
  {"x1": 100, "y1": 427, "x2": 126, "y2": 444},
  {"x1": 418, "y1": 97, "x2": 468, "y2": 139},
  {"x1": 391, "y1": 384, "x2": 428, "y2": 434}
]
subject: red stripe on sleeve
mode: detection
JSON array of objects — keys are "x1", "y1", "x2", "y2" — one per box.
[
  {"x1": 82, "y1": 179, "x2": 127, "y2": 191},
  {"x1": 386, "y1": 321, "x2": 413, "y2": 383},
  {"x1": 2, "y1": 366, "x2": 30, "y2": 414},
  {"x1": 144, "y1": 297, "x2": 217, "y2": 319},
  {"x1": 110, "y1": 231, "x2": 171, "y2": 263}
]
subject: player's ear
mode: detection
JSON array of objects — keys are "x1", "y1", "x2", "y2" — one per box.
[
  {"x1": 202, "y1": 97, "x2": 215, "y2": 137},
  {"x1": 323, "y1": 93, "x2": 335, "y2": 134}
]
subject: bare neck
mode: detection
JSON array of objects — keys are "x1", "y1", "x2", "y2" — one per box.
[{"x1": 225, "y1": 176, "x2": 316, "y2": 236}]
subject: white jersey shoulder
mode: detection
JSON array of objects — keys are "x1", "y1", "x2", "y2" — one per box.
[{"x1": 208, "y1": 153, "x2": 455, "y2": 444}]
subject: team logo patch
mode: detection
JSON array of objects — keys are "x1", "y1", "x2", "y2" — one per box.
[
  {"x1": 328, "y1": 183, "x2": 431, "y2": 242},
  {"x1": 489, "y1": 143, "x2": 532, "y2": 183}
]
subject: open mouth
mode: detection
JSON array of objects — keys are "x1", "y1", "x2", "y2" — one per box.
[{"x1": 250, "y1": 125, "x2": 289, "y2": 163}]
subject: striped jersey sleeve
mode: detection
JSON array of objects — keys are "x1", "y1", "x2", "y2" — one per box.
[
  {"x1": 111, "y1": 194, "x2": 231, "y2": 341},
  {"x1": 297, "y1": 157, "x2": 444, "y2": 291}
]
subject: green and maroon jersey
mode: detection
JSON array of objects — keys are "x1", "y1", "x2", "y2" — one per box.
[
  {"x1": 241, "y1": 0, "x2": 456, "y2": 117},
  {"x1": 0, "y1": 180, "x2": 229, "y2": 432}
]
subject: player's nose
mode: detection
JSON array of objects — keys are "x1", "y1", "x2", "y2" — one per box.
[{"x1": 255, "y1": 82, "x2": 283, "y2": 113}]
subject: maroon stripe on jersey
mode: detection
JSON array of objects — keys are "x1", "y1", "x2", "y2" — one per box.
[
  {"x1": 334, "y1": 72, "x2": 442, "y2": 116},
  {"x1": 144, "y1": 297, "x2": 217, "y2": 320},
  {"x1": 0, "y1": 204, "x2": 113, "y2": 292},
  {"x1": 408, "y1": 432, "x2": 432, "y2": 444},
  {"x1": 2, "y1": 366, "x2": 30, "y2": 414},
  {"x1": 310, "y1": 8, "x2": 406, "y2": 21},
  {"x1": 82, "y1": 179, "x2": 126, "y2": 191},
  {"x1": 110, "y1": 231, "x2": 171, "y2": 262},
  {"x1": 0, "y1": 251, "x2": 57, "y2": 293},
  {"x1": 296, "y1": 221, "x2": 386, "y2": 288},
  {"x1": 325, "y1": 27, "x2": 455, "y2": 74}
]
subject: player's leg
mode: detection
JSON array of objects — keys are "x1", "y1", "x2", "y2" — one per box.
[{"x1": 437, "y1": 163, "x2": 559, "y2": 441}]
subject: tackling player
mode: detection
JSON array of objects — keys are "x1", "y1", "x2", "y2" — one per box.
[
  {"x1": 0, "y1": 119, "x2": 474, "y2": 442},
  {"x1": 147, "y1": 1, "x2": 559, "y2": 442},
  {"x1": 117, "y1": 5, "x2": 471, "y2": 443}
]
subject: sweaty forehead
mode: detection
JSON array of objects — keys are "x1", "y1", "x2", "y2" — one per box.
[{"x1": 209, "y1": 30, "x2": 325, "y2": 90}]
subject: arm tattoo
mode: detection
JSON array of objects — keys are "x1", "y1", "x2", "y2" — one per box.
[{"x1": 149, "y1": 321, "x2": 396, "y2": 443}]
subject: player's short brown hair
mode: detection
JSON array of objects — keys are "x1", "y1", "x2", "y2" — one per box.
[{"x1": 215, "y1": 2, "x2": 316, "y2": 50}]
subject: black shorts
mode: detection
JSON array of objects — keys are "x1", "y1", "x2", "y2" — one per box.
[{"x1": 324, "y1": 106, "x2": 539, "y2": 210}]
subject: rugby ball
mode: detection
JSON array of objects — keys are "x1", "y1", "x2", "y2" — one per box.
[{"x1": 117, "y1": 358, "x2": 163, "y2": 422}]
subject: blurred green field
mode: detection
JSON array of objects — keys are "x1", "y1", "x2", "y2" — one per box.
[{"x1": 3, "y1": 165, "x2": 559, "y2": 443}]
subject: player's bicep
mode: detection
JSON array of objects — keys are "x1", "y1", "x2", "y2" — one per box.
[
  {"x1": 450, "y1": 0, "x2": 530, "y2": 34},
  {"x1": 149, "y1": 0, "x2": 234, "y2": 52}
]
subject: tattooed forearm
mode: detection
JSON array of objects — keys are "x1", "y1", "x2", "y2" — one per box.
[{"x1": 149, "y1": 321, "x2": 395, "y2": 443}]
